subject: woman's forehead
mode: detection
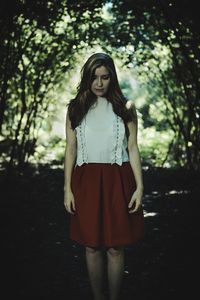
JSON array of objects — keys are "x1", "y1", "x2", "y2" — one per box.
[{"x1": 94, "y1": 65, "x2": 109, "y2": 76}]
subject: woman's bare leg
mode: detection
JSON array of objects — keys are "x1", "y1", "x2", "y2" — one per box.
[
  {"x1": 85, "y1": 246, "x2": 106, "y2": 300},
  {"x1": 106, "y1": 247, "x2": 124, "y2": 300}
]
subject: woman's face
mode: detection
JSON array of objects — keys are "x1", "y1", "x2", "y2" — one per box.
[{"x1": 91, "y1": 65, "x2": 111, "y2": 97}]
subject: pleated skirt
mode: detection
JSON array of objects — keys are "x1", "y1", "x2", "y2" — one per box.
[{"x1": 70, "y1": 162, "x2": 144, "y2": 248}]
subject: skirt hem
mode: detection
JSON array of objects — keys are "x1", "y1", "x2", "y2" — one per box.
[{"x1": 69, "y1": 236, "x2": 144, "y2": 248}]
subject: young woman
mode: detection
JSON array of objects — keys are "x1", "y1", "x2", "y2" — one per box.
[{"x1": 64, "y1": 52, "x2": 144, "y2": 300}]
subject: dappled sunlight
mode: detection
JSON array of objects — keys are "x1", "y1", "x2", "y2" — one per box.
[
  {"x1": 143, "y1": 192, "x2": 161, "y2": 201},
  {"x1": 165, "y1": 190, "x2": 190, "y2": 195},
  {"x1": 142, "y1": 188, "x2": 191, "y2": 219},
  {"x1": 143, "y1": 210, "x2": 158, "y2": 218},
  {"x1": 143, "y1": 189, "x2": 191, "y2": 200}
]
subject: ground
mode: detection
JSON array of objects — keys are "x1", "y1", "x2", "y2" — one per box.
[{"x1": 0, "y1": 163, "x2": 199, "y2": 300}]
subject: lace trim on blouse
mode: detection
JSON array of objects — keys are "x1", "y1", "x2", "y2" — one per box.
[
  {"x1": 110, "y1": 115, "x2": 126, "y2": 165},
  {"x1": 76, "y1": 117, "x2": 88, "y2": 165}
]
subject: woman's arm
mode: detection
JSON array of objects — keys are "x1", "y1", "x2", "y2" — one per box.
[
  {"x1": 127, "y1": 104, "x2": 144, "y2": 213},
  {"x1": 64, "y1": 109, "x2": 77, "y2": 214}
]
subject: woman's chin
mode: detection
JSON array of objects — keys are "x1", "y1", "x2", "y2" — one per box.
[{"x1": 93, "y1": 89, "x2": 106, "y2": 96}]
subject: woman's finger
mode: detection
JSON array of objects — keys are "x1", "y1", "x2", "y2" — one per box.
[
  {"x1": 64, "y1": 200, "x2": 74, "y2": 214},
  {"x1": 131, "y1": 204, "x2": 139, "y2": 213},
  {"x1": 72, "y1": 198, "x2": 76, "y2": 211},
  {"x1": 129, "y1": 200, "x2": 141, "y2": 213},
  {"x1": 128, "y1": 195, "x2": 136, "y2": 208}
]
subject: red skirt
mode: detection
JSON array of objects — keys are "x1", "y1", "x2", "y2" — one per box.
[{"x1": 70, "y1": 162, "x2": 144, "y2": 248}]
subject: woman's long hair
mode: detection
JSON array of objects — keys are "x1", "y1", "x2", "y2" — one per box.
[{"x1": 67, "y1": 52, "x2": 136, "y2": 137}]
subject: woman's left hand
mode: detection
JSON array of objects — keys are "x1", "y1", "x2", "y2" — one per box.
[{"x1": 128, "y1": 187, "x2": 143, "y2": 213}]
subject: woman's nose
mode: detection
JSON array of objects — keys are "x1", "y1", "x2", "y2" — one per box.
[{"x1": 97, "y1": 78, "x2": 103, "y2": 86}]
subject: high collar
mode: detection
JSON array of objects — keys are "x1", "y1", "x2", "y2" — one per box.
[{"x1": 97, "y1": 96, "x2": 107, "y2": 101}]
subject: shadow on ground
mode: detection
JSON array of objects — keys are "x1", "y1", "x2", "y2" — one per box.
[{"x1": 0, "y1": 163, "x2": 199, "y2": 300}]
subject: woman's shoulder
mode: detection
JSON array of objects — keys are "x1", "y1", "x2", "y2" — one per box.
[
  {"x1": 125, "y1": 100, "x2": 137, "y2": 123},
  {"x1": 125, "y1": 100, "x2": 136, "y2": 110}
]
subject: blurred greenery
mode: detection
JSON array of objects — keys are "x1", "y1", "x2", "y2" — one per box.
[{"x1": 0, "y1": 0, "x2": 199, "y2": 173}]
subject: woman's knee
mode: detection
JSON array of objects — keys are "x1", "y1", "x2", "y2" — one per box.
[
  {"x1": 106, "y1": 246, "x2": 124, "y2": 256},
  {"x1": 86, "y1": 246, "x2": 101, "y2": 254}
]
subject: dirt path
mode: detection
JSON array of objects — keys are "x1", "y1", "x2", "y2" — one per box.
[{"x1": 1, "y1": 164, "x2": 199, "y2": 300}]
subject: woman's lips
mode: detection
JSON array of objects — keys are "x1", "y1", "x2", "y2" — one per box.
[{"x1": 96, "y1": 89, "x2": 104, "y2": 91}]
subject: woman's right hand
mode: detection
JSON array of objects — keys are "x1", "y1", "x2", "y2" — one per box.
[{"x1": 64, "y1": 189, "x2": 76, "y2": 214}]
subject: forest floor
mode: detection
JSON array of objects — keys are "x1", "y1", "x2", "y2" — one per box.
[{"x1": 0, "y1": 163, "x2": 199, "y2": 300}]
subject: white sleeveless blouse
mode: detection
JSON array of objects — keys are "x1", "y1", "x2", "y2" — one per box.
[{"x1": 74, "y1": 96, "x2": 129, "y2": 166}]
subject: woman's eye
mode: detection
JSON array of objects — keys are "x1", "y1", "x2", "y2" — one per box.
[{"x1": 92, "y1": 76, "x2": 110, "y2": 80}]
